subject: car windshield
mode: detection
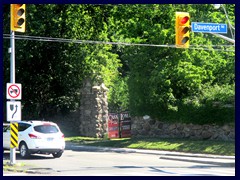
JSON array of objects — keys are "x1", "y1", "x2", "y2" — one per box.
[
  {"x1": 34, "y1": 125, "x2": 59, "y2": 133},
  {"x1": 3, "y1": 125, "x2": 10, "y2": 132}
]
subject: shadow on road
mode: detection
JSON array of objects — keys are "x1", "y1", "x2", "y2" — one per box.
[{"x1": 3, "y1": 151, "x2": 55, "y2": 160}]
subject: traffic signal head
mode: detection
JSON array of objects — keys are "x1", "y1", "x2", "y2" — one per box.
[
  {"x1": 11, "y1": 4, "x2": 26, "y2": 32},
  {"x1": 175, "y1": 12, "x2": 190, "y2": 48}
]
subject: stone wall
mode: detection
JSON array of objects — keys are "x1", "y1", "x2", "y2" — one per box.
[
  {"x1": 131, "y1": 116, "x2": 235, "y2": 141},
  {"x1": 79, "y1": 80, "x2": 109, "y2": 138}
]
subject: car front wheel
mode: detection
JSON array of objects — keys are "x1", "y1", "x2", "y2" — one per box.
[{"x1": 19, "y1": 142, "x2": 30, "y2": 158}]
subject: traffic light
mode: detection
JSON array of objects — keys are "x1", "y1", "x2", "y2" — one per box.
[
  {"x1": 175, "y1": 12, "x2": 190, "y2": 48},
  {"x1": 11, "y1": 4, "x2": 26, "y2": 32}
]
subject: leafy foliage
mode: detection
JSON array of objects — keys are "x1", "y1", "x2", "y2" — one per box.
[{"x1": 3, "y1": 4, "x2": 235, "y2": 124}]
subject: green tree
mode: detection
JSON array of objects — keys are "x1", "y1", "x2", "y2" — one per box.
[{"x1": 3, "y1": 4, "x2": 234, "y2": 124}]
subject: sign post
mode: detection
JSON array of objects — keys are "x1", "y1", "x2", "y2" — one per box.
[{"x1": 9, "y1": 29, "x2": 17, "y2": 165}]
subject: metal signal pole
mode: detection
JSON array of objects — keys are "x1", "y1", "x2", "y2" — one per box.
[{"x1": 9, "y1": 30, "x2": 16, "y2": 165}]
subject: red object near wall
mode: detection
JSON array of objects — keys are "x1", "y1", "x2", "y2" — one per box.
[
  {"x1": 108, "y1": 112, "x2": 131, "y2": 139},
  {"x1": 108, "y1": 113, "x2": 119, "y2": 138},
  {"x1": 120, "y1": 112, "x2": 131, "y2": 138},
  {"x1": 120, "y1": 118, "x2": 131, "y2": 138}
]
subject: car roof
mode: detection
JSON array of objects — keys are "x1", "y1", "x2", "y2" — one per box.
[
  {"x1": 3, "y1": 121, "x2": 57, "y2": 126},
  {"x1": 20, "y1": 120, "x2": 57, "y2": 126}
]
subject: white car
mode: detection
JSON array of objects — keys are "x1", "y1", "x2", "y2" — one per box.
[{"x1": 3, "y1": 121, "x2": 65, "y2": 158}]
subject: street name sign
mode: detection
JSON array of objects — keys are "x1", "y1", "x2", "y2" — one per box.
[{"x1": 191, "y1": 22, "x2": 227, "y2": 34}]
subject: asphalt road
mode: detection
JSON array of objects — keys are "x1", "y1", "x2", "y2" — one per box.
[{"x1": 3, "y1": 143, "x2": 235, "y2": 176}]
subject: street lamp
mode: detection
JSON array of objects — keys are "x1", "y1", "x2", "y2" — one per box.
[
  {"x1": 213, "y1": 4, "x2": 235, "y2": 39},
  {"x1": 212, "y1": 4, "x2": 235, "y2": 44},
  {"x1": 213, "y1": 4, "x2": 221, "y2": 9}
]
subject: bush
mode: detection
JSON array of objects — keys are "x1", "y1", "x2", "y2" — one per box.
[
  {"x1": 155, "y1": 84, "x2": 235, "y2": 125},
  {"x1": 199, "y1": 84, "x2": 235, "y2": 105}
]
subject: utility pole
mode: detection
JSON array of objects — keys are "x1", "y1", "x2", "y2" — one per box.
[
  {"x1": 8, "y1": 4, "x2": 26, "y2": 165},
  {"x1": 9, "y1": 30, "x2": 16, "y2": 165}
]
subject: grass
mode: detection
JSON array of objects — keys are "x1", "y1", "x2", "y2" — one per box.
[
  {"x1": 3, "y1": 161, "x2": 27, "y2": 172},
  {"x1": 65, "y1": 136, "x2": 235, "y2": 156}
]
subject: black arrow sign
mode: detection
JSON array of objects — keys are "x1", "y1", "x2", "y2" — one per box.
[{"x1": 12, "y1": 104, "x2": 18, "y2": 118}]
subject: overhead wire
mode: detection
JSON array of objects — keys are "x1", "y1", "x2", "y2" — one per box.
[{"x1": 3, "y1": 34, "x2": 235, "y2": 52}]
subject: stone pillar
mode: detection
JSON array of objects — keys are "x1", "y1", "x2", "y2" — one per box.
[{"x1": 79, "y1": 79, "x2": 108, "y2": 138}]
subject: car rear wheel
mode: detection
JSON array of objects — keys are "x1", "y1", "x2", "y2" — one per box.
[
  {"x1": 19, "y1": 142, "x2": 30, "y2": 158},
  {"x1": 52, "y1": 151, "x2": 63, "y2": 158}
]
